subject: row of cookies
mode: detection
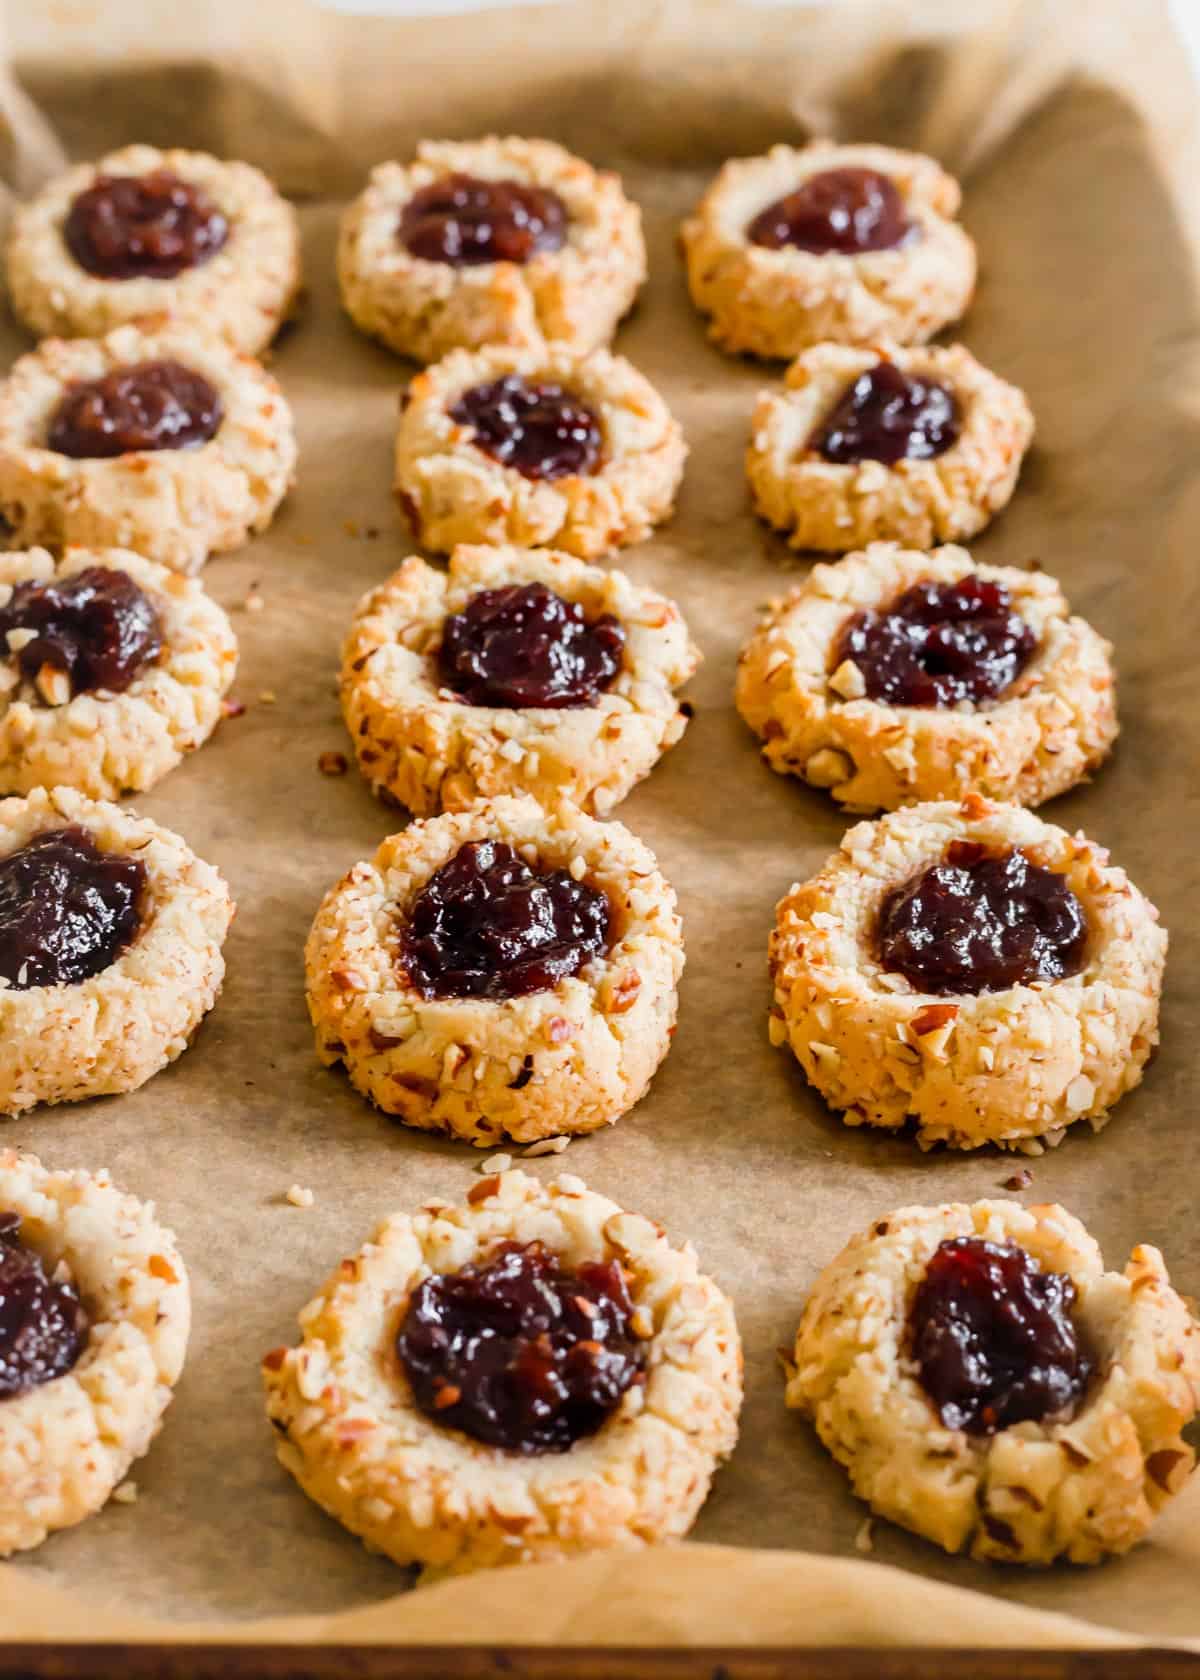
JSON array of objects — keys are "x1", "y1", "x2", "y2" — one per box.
[
  {"x1": 4, "y1": 1147, "x2": 1195, "y2": 1578},
  {"x1": 0, "y1": 764, "x2": 1163, "y2": 1169},
  {"x1": 0, "y1": 327, "x2": 1035, "y2": 571},
  {"x1": 0, "y1": 531, "x2": 1115, "y2": 821},
  {"x1": 299, "y1": 789, "x2": 1165, "y2": 1159},
  {"x1": 0, "y1": 318, "x2": 1037, "y2": 578},
  {"x1": 7, "y1": 137, "x2": 972, "y2": 361},
  {"x1": 333, "y1": 534, "x2": 1117, "y2": 821}
]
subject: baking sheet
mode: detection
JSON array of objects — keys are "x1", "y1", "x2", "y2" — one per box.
[{"x1": 1, "y1": 0, "x2": 1199, "y2": 1648}]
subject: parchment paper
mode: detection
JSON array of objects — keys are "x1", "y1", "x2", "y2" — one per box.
[{"x1": 1, "y1": 0, "x2": 1199, "y2": 1648}]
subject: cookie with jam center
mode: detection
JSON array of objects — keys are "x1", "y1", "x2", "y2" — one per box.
[
  {"x1": 0, "y1": 322, "x2": 296, "y2": 576},
  {"x1": 786, "y1": 1199, "x2": 1200, "y2": 1565},
  {"x1": 305, "y1": 794, "x2": 684, "y2": 1146},
  {"x1": 338, "y1": 136, "x2": 646, "y2": 363},
  {"x1": 0, "y1": 1148, "x2": 190, "y2": 1556},
  {"x1": 395, "y1": 343, "x2": 686, "y2": 559},
  {"x1": 0, "y1": 546, "x2": 237, "y2": 799},
  {"x1": 262, "y1": 1168, "x2": 741, "y2": 1577},
  {"x1": 340, "y1": 545, "x2": 699, "y2": 817},
  {"x1": 5, "y1": 144, "x2": 300, "y2": 354},
  {"x1": 736, "y1": 542, "x2": 1117, "y2": 811},
  {"x1": 0, "y1": 785, "x2": 233, "y2": 1114},
  {"x1": 681, "y1": 140, "x2": 976, "y2": 359},
  {"x1": 747, "y1": 341, "x2": 1034, "y2": 553},
  {"x1": 768, "y1": 797, "x2": 1166, "y2": 1152}
]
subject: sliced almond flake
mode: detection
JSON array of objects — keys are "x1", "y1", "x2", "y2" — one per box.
[{"x1": 523, "y1": 1136, "x2": 570, "y2": 1158}]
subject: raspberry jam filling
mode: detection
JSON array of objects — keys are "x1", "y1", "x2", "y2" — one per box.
[
  {"x1": 877, "y1": 842, "x2": 1087, "y2": 996},
  {"x1": 450, "y1": 375, "x2": 603, "y2": 481},
  {"x1": 910, "y1": 1235, "x2": 1093, "y2": 1435},
  {"x1": 0, "y1": 568, "x2": 164, "y2": 698},
  {"x1": 438, "y1": 582, "x2": 624, "y2": 709},
  {"x1": 747, "y1": 167, "x2": 911, "y2": 255},
  {"x1": 0, "y1": 825, "x2": 146, "y2": 991},
  {"x1": 834, "y1": 577, "x2": 1036, "y2": 708},
  {"x1": 0, "y1": 1212, "x2": 89, "y2": 1400},
  {"x1": 812, "y1": 361, "x2": 960, "y2": 465},
  {"x1": 400, "y1": 838, "x2": 612, "y2": 1001},
  {"x1": 399, "y1": 174, "x2": 567, "y2": 267},
  {"x1": 47, "y1": 359, "x2": 223, "y2": 459},
  {"x1": 64, "y1": 170, "x2": 229, "y2": 280},
  {"x1": 396, "y1": 1239, "x2": 644, "y2": 1453}
]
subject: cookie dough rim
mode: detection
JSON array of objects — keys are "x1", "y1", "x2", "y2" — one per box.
[
  {"x1": 681, "y1": 140, "x2": 976, "y2": 358},
  {"x1": 340, "y1": 545, "x2": 699, "y2": 816},
  {"x1": 735, "y1": 541, "x2": 1117, "y2": 812},
  {"x1": 339, "y1": 136, "x2": 646, "y2": 361},
  {"x1": 262, "y1": 1168, "x2": 742, "y2": 1578},
  {"x1": 0, "y1": 545, "x2": 238, "y2": 799},
  {"x1": 0, "y1": 784, "x2": 235, "y2": 1114},
  {"x1": 785, "y1": 1198, "x2": 1200, "y2": 1565},
  {"x1": 768, "y1": 797, "x2": 1167, "y2": 1152},
  {"x1": 394, "y1": 343, "x2": 687, "y2": 560},
  {"x1": 5, "y1": 143, "x2": 302, "y2": 355},
  {"x1": 0, "y1": 321, "x2": 297, "y2": 576},
  {"x1": 0, "y1": 1147, "x2": 190, "y2": 1557},
  {"x1": 305, "y1": 794, "x2": 685, "y2": 1146},
  {"x1": 746, "y1": 341, "x2": 1035, "y2": 553}
]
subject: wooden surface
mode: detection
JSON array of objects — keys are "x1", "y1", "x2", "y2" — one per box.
[{"x1": 0, "y1": 1649, "x2": 1198, "y2": 1679}]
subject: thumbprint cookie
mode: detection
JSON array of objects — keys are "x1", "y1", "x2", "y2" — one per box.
[
  {"x1": 0, "y1": 786, "x2": 234, "y2": 1114},
  {"x1": 0, "y1": 546, "x2": 237, "y2": 799},
  {"x1": 747, "y1": 342, "x2": 1033, "y2": 552},
  {"x1": 0, "y1": 322, "x2": 296, "y2": 575},
  {"x1": 736, "y1": 543, "x2": 1116, "y2": 811},
  {"x1": 339, "y1": 137, "x2": 645, "y2": 363},
  {"x1": 340, "y1": 545, "x2": 698, "y2": 816},
  {"x1": 263, "y1": 1169, "x2": 741, "y2": 1577},
  {"x1": 681, "y1": 141, "x2": 975, "y2": 359},
  {"x1": 769, "y1": 798, "x2": 1165, "y2": 1152},
  {"x1": 0, "y1": 1149, "x2": 190, "y2": 1556},
  {"x1": 6, "y1": 144, "x2": 301, "y2": 354},
  {"x1": 786, "y1": 1200, "x2": 1200, "y2": 1565},
  {"x1": 306, "y1": 795, "x2": 683, "y2": 1147},
  {"x1": 395, "y1": 345, "x2": 685, "y2": 558}
]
